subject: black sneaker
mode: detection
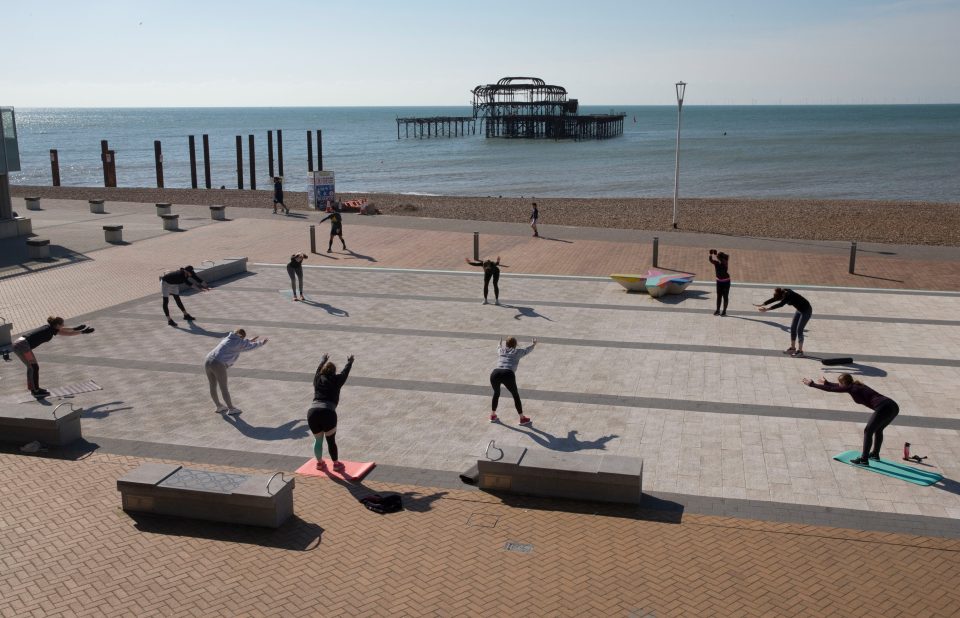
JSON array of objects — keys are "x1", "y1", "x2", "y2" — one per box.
[
  {"x1": 183, "y1": 314, "x2": 195, "y2": 321},
  {"x1": 32, "y1": 388, "x2": 50, "y2": 398},
  {"x1": 868, "y1": 453, "x2": 880, "y2": 461},
  {"x1": 167, "y1": 319, "x2": 177, "y2": 327},
  {"x1": 850, "y1": 456, "x2": 870, "y2": 466},
  {"x1": 713, "y1": 310, "x2": 720, "y2": 316}
]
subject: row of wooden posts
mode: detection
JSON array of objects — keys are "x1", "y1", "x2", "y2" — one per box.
[{"x1": 48, "y1": 130, "x2": 327, "y2": 190}]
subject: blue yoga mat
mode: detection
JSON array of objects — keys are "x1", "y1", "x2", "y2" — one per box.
[{"x1": 833, "y1": 450, "x2": 943, "y2": 486}]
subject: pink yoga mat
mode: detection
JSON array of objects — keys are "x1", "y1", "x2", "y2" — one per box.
[{"x1": 295, "y1": 458, "x2": 376, "y2": 482}]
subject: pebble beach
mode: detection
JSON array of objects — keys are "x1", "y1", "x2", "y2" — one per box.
[{"x1": 11, "y1": 185, "x2": 960, "y2": 246}]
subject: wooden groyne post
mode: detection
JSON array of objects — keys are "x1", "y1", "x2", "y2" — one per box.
[
  {"x1": 307, "y1": 131, "x2": 313, "y2": 172},
  {"x1": 49, "y1": 149, "x2": 60, "y2": 186},
  {"x1": 202, "y1": 134, "x2": 212, "y2": 189},
  {"x1": 188, "y1": 135, "x2": 198, "y2": 189},
  {"x1": 248, "y1": 134, "x2": 256, "y2": 190},
  {"x1": 235, "y1": 136, "x2": 243, "y2": 190},
  {"x1": 100, "y1": 140, "x2": 117, "y2": 187},
  {"x1": 267, "y1": 130, "x2": 275, "y2": 178},
  {"x1": 277, "y1": 129, "x2": 284, "y2": 177},
  {"x1": 154, "y1": 140, "x2": 164, "y2": 188}
]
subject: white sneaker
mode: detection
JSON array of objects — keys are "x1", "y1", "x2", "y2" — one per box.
[
  {"x1": 215, "y1": 405, "x2": 228, "y2": 414},
  {"x1": 227, "y1": 408, "x2": 242, "y2": 416},
  {"x1": 494, "y1": 299, "x2": 501, "y2": 306},
  {"x1": 482, "y1": 300, "x2": 488, "y2": 305}
]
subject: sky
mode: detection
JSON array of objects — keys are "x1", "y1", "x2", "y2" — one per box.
[{"x1": 3, "y1": 0, "x2": 959, "y2": 106}]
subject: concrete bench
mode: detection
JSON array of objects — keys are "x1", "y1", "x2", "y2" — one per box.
[
  {"x1": 89, "y1": 199, "x2": 105, "y2": 214},
  {"x1": 160, "y1": 213, "x2": 179, "y2": 231},
  {"x1": 0, "y1": 402, "x2": 83, "y2": 447},
  {"x1": 209, "y1": 205, "x2": 226, "y2": 221},
  {"x1": 193, "y1": 257, "x2": 248, "y2": 286},
  {"x1": 25, "y1": 196, "x2": 42, "y2": 211},
  {"x1": 155, "y1": 202, "x2": 172, "y2": 216},
  {"x1": 477, "y1": 444, "x2": 643, "y2": 505},
  {"x1": 103, "y1": 225, "x2": 123, "y2": 243},
  {"x1": 117, "y1": 463, "x2": 294, "y2": 528},
  {"x1": 26, "y1": 237, "x2": 51, "y2": 259}
]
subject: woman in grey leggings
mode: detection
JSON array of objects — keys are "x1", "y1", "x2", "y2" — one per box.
[{"x1": 204, "y1": 328, "x2": 267, "y2": 415}]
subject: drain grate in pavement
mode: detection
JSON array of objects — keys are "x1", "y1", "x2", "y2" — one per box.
[
  {"x1": 503, "y1": 541, "x2": 533, "y2": 554},
  {"x1": 467, "y1": 513, "x2": 499, "y2": 528}
]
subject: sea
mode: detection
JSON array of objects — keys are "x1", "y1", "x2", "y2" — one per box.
[{"x1": 8, "y1": 105, "x2": 960, "y2": 202}]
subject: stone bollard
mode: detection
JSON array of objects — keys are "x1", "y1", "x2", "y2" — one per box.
[
  {"x1": 160, "y1": 214, "x2": 179, "y2": 231},
  {"x1": 209, "y1": 205, "x2": 226, "y2": 221},
  {"x1": 26, "y1": 237, "x2": 51, "y2": 259},
  {"x1": 0, "y1": 319, "x2": 12, "y2": 348},
  {"x1": 25, "y1": 197, "x2": 42, "y2": 211},
  {"x1": 103, "y1": 225, "x2": 123, "y2": 243},
  {"x1": 155, "y1": 202, "x2": 172, "y2": 216},
  {"x1": 89, "y1": 199, "x2": 106, "y2": 214}
]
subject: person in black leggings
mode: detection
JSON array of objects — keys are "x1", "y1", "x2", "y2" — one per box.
[
  {"x1": 489, "y1": 336, "x2": 537, "y2": 425},
  {"x1": 160, "y1": 265, "x2": 208, "y2": 326},
  {"x1": 465, "y1": 256, "x2": 508, "y2": 305},
  {"x1": 319, "y1": 211, "x2": 346, "y2": 252},
  {"x1": 12, "y1": 316, "x2": 93, "y2": 398},
  {"x1": 308, "y1": 353, "x2": 354, "y2": 472},
  {"x1": 757, "y1": 287, "x2": 813, "y2": 356},
  {"x1": 708, "y1": 250, "x2": 731, "y2": 316},
  {"x1": 287, "y1": 252, "x2": 307, "y2": 301},
  {"x1": 803, "y1": 373, "x2": 900, "y2": 466}
]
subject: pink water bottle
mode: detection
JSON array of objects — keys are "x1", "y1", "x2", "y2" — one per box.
[{"x1": 903, "y1": 442, "x2": 911, "y2": 460}]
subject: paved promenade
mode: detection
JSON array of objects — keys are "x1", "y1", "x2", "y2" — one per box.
[{"x1": 2, "y1": 197, "x2": 960, "y2": 616}]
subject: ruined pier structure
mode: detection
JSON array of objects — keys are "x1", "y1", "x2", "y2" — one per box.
[{"x1": 397, "y1": 77, "x2": 625, "y2": 141}]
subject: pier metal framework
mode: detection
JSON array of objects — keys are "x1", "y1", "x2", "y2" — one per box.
[{"x1": 396, "y1": 76, "x2": 625, "y2": 140}]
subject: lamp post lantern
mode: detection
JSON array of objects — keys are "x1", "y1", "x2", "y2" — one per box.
[{"x1": 672, "y1": 81, "x2": 686, "y2": 229}]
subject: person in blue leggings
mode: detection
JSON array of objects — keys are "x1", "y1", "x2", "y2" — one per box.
[{"x1": 757, "y1": 288, "x2": 812, "y2": 357}]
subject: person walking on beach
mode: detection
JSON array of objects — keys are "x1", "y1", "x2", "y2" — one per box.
[
  {"x1": 803, "y1": 373, "x2": 900, "y2": 466},
  {"x1": 319, "y1": 210, "x2": 347, "y2": 252},
  {"x1": 287, "y1": 252, "x2": 308, "y2": 301},
  {"x1": 530, "y1": 202, "x2": 539, "y2": 237},
  {"x1": 160, "y1": 265, "x2": 208, "y2": 327},
  {"x1": 489, "y1": 337, "x2": 537, "y2": 425},
  {"x1": 309, "y1": 353, "x2": 354, "y2": 472},
  {"x1": 12, "y1": 316, "x2": 94, "y2": 398},
  {"x1": 756, "y1": 287, "x2": 813, "y2": 356},
  {"x1": 204, "y1": 328, "x2": 267, "y2": 415},
  {"x1": 708, "y1": 249, "x2": 731, "y2": 316},
  {"x1": 465, "y1": 256, "x2": 507, "y2": 305},
  {"x1": 272, "y1": 177, "x2": 288, "y2": 215}
]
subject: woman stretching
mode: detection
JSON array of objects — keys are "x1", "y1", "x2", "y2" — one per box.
[
  {"x1": 287, "y1": 252, "x2": 307, "y2": 301},
  {"x1": 319, "y1": 210, "x2": 347, "y2": 252},
  {"x1": 204, "y1": 328, "x2": 267, "y2": 415},
  {"x1": 309, "y1": 353, "x2": 354, "y2": 472},
  {"x1": 13, "y1": 316, "x2": 94, "y2": 398},
  {"x1": 465, "y1": 256, "x2": 508, "y2": 305},
  {"x1": 489, "y1": 337, "x2": 537, "y2": 425},
  {"x1": 757, "y1": 287, "x2": 813, "y2": 356},
  {"x1": 803, "y1": 373, "x2": 899, "y2": 466},
  {"x1": 708, "y1": 250, "x2": 731, "y2": 316}
]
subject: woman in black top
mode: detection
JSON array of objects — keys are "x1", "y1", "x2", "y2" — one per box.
[
  {"x1": 708, "y1": 250, "x2": 731, "y2": 316},
  {"x1": 757, "y1": 288, "x2": 813, "y2": 356},
  {"x1": 803, "y1": 373, "x2": 899, "y2": 466},
  {"x1": 287, "y1": 252, "x2": 307, "y2": 301},
  {"x1": 308, "y1": 353, "x2": 354, "y2": 472},
  {"x1": 465, "y1": 256, "x2": 508, "y2": 305},
  {"x1": 160, "y1": 265, "x2": 208, "y2": 327},
  {"x1": 319, "y1": 211, "x2": 346, "y2": 252},
  {"x1": 12, "y1": 316, "x2": 93, "y2": 397},
  {"x1": 272, "y1": 177, "x2": 288, "y2": 214}
]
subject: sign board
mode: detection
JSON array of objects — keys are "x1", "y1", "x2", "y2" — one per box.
[
  {"x1": 0, "y1": 107, "x2": 21, "y2": 173},
  {"x1": 307, "y1": 170, "x2": 335, "y2": 210}
]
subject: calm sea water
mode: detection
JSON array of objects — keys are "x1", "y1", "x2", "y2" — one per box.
[{"x1": 9, "y1": 105, "x2": 960, "y2": 201}]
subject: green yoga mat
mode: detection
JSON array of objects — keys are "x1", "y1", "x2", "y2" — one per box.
[{"x1": 833, "y1": 450, "x2": 943, "y2": 486}]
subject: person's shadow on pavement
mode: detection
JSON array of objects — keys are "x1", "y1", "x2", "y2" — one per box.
[
  {"x1": 499, "y1": 304, "x2": 553, "y2": 321},
  {"x1": 342, "y1": 248, "x2": 377, "y2": 263},
  {"x1": 498, "y1": 425, "x2": 619, "y2": 453},
  {"x1": 301, "y1": 299, "x2": 350, "y2": 317},
  {"x1": 221, "y1": 414, "x2": 311, "y2": 441}
]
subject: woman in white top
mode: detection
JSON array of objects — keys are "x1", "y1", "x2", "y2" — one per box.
[{"x1": 489, "y1": 336, "x2": 537, "y2": 425}]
